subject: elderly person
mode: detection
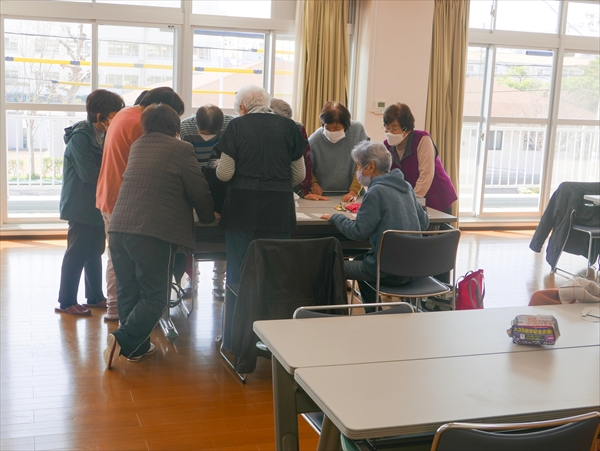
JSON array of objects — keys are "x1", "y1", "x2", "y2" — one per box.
[
  {"x1": 309, "y1": 101, "x2": 369, "y2": 202},
  {"x1": 321, "y1": 141, "x2": 429, "y2": 307},
  {"x1": 96, "y1": 87, "x2": 185, "y2": 321},
  {"x1": 383, "y1": 103, "x2": 457, "y2": 213},
  {"x1": 215, "y1": 86, "x2": 306, "y2": 296},
  {"x1": 270, "y1": 98, "x2": 317, "y2": 199},
  {"x1": 55, "y1": 89, "x2": 125, "y2": 316},
  {"x1": 104, "y1": 104, "x2": 214, "y2": 369}
]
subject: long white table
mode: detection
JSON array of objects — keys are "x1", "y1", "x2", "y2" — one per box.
[
  {"x1": 295, "y1": 346, "x2": 600, "y2": 440},
  {"x1": 253, "y1": 304, "x2": 600, "y2": 450},
  {"x1": 584, "y1": 194, "x2": 600, "y2": 205}
]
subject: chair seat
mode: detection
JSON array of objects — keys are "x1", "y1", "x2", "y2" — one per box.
[
  {"x1": 572, "y1": 224, "x2": 600, "y2": 236},
  {"x1": 366, "y1": 277, "x2": 450, "y2": 297}
]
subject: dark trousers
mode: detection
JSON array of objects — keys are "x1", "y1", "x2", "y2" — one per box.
[
  {"x1": 57, "y1": 221, "x2": 106, "y2": 309},
  {"x1": 222, "y1": 229, "x2": 290, "y2": 350},
  {"x1": 109, "y1": 232, "x2": 176, "y2": 358}
]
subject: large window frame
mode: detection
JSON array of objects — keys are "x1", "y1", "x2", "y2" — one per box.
[
  {"x1": 462, "y1": 0, "x2": 599, "y2": 220},
  {"x1": 1, "y1": 0, "x2": 295, "y2": 227}
]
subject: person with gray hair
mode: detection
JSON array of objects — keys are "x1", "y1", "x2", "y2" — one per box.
[
  {"x1": 321, "y1": 140, "x2": 430, "y2": 309},
  {"x1": 270, "y1": 98, "x2": 315, "y2": 198},
  {"x1": 215, "y1": 87, "x2": 307, "y2": 344}
]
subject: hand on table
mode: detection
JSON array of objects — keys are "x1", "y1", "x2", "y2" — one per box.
[
  {"x1": 320, "y1": 214, "x2": 332, "y2": 221},
  {"x1": 342, "y1": 190, "x2": 358, "y2": 202},
  {"x1": 304, "y1": 193, "x2": 330, "y2": 201},
  {"x1": 311, "y1": 182, "x2": 323, "y2": 196},
  {"x1": 213, "y1": 212, "x2": 221, "y2": 221}
]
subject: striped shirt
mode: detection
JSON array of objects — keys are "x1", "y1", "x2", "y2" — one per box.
[{"x1": 180, "y1": 114, "x2": 234, "y2": 167}]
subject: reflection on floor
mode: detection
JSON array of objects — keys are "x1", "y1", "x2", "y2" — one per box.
[{"x1": 0, "y1": 231, "x2": 594, "y2": 450}]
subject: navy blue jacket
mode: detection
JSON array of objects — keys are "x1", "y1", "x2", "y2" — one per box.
[{"x1": 59, "y1": 120, "x2": 104, "y2": 226}]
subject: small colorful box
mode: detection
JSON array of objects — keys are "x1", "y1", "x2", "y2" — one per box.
[{"x1": 507, "y1": 315, "x2": 560, "y2": 345}]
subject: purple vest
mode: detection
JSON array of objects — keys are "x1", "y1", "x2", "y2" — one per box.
[{"x1": 385, "y1": 130, "x2": 457, "y2": 212}]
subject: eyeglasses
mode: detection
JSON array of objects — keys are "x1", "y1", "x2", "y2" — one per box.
[{"x1": 382, "y1": 125, "x2": 404, "y2": 133}]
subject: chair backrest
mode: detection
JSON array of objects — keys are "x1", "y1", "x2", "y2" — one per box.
[
  {"x1": 378, "y1": 229, "x2": 461, "y2": 279},
  {"x1": 293, "y1": 301, "x2": 414, "y2": 318},
  {"x1": 431, "y1": 411, "x2": 600, "y2": 451}
]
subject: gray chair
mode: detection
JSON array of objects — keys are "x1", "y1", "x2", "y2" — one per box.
[
  {"x1": 554, "y1": 209, "x2": 600, "y2": 278},
  {"x1": 430, "y1": 411, "x2": 600, "y2": 451},
  {"x1": 364, "y1": 229, "x2": 461, "y2": 311}
]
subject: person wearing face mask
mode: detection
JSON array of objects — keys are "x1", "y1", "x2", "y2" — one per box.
[
  {"x1": 55, "y1": 89, "x2": 125, "y2": 316},
  {"x1": 321, "y1": 141, "x2": 429, "y2": 310},
  {"x1": 178, "y1": 104, "x2": 233, "y2": 300},
  {"x1": 308, "y1": 101, "x2": 369, "y2": 202},
  {"x1": 383, "y1": 103, "x2": 457, "y2": 213}
]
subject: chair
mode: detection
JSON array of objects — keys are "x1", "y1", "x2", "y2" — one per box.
[
  {"x1": 364, "y1": 229, "x2": 461, "y2": 311},
  {"x1": 294, "y1": 301, "x2": 414, "y2": 451},
  {"x1": 430, "y1": 411, "x2": 600, "y2": 451},
  {"x1": 554, "y1": 209, "x2": 600, "y2": 278},
  {"x1": 222, "y1": 237, "x2": 348, "y2": 380}
]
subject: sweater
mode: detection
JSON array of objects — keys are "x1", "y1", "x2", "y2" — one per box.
[
  {"x1": 59, "y1": 120, "x2": 105, "y2": 226},
  {"x1": 108, "y1": 132, "x2": 215, "y2": 249},
  {"x1": 179, "y1": 114, "x2": 234, "y2": 167},
  {"x1": 330, "y1": 169, "x2": 430, "y2": 278},
  {"x1": 309, "y1": 121, "x2": 367, "y2": 194},
  {"x1": 96, "y1": 106, "x2": 144, "y2": 214}
]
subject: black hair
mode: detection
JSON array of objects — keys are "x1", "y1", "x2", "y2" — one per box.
[
  {"x1": 319, "y1": 101, "x2": 352, "y2": 131},
  {"x1": 195, "y1": 105, "x2": 224, "y2": 134},
  {"x1": 383, "y1": 103, "x2": 415, "y2": 132},
  {"x1": 141, "y1": 103, "x2": 181, "y2": 136},
  {"x1": 86, "y1": 89, "x2": 125, "y2": 123},
  {"x1": 139, "y1": 87, "x2": 185, "y2": 116}
]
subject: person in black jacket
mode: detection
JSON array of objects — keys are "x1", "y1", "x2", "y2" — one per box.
[
  {"x1": 104, "y1": 104, "x2": 215, "y2": 369},
  {"x1": 55, "y1": 89, "x2": 125, "y2": 316}
]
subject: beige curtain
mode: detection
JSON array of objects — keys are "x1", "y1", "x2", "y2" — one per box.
[
  {"x1": 299, "y1": 0, "x2": 349, "y2": 135},
  {"x1": 425, "y1": 0, "x2": 470, "y2": 217}
]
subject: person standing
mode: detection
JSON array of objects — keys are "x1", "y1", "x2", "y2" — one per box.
[
  {"x1": 55, "y1": 89, "x2": 125, "y2": 316},
  {"x1": 96, "y1": 87, "x2": 185, "y2": 321},
  {"x1": 104, "y1": 104, "x2": 215, "y2": 368}
]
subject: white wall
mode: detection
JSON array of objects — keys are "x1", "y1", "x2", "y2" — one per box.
[{"x1": 354, "y1": 0, "x2": 434, "y2": 142}]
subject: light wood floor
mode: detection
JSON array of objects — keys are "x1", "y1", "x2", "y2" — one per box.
[{"x1": 0, "y1": 231, "x2": 594, "y2": 450}]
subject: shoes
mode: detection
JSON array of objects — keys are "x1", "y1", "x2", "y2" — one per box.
[
  {"x1": 55, "y1": 304, "x2": 91, "y2": 316},
  {"x1": 104, "y1": 333, "x2": 121, "y2": 370},
  {"x1": 83, "y1": 299, "x2": 107, "y2": 308},
  {"x1": 127, "y1": 343, "x2": 157, "y2": 362},
  {"x1": 103, "y1": 316, "x2": 119, "y2": 323},
  {"x1": 212, "y1": 288, "x2": 225, "y2": 300}
]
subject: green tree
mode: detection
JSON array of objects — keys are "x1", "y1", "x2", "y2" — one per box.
[
  {"x1": 495, "y1": 66, "x2": 542, "y2": 92},
  {"x1": 560, "y1": 56, "x2": 600, "y2": 115}
]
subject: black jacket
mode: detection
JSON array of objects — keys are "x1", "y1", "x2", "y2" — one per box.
[
  {"x1": 230, "y1": 237, "x2": 348, "y2": 374},
  {"x1": 530, "y1": 182, "x2": 600, "y2": 269}
]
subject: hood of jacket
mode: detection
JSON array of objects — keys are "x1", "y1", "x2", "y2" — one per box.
[
  {"x1": 367, "y1": 168, "x2": 409, "y2": 194},
  {"x1": 63, "y1": 120, "x2": 100, "y2": 148}
]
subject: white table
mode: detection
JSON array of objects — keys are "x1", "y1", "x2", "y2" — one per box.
[
  {"x1": 253, "y1": 304, "x2": 600, "y2": 450},
  {"x1": 295, "y1": 346, "x2": 600, "y2": 440},
  {"x1": 584, "y1": 194, "x2": 600, "y2": 205}
]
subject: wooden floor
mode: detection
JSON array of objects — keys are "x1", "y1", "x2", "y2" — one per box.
[{"x1": 0, "y1": 231, "x2": 594, "y2": 450}]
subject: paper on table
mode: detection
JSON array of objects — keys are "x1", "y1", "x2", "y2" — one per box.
[{"x1": 296, "y1": 213, "x2": 312, "y2": 220}]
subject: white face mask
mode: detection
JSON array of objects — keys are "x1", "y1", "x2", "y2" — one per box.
[
  {"x1": 199, "y1": 133, "x2": 216, "y2": 141},
  {"x1": 356, "y1": 169, "x2": 371, "y2": 187},
  {"x1": 323, "y1": 128, "x2": 345, "y2": 143},
  {"x1": 386, "y1": 132, "x2": 406, "y2": 147}
]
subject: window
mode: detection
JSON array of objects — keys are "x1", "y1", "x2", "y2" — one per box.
[
  {"x1": 495, "y1": 0, "x2": 560, "y2": 34},
  {"x1": 487, "y1": 130, "x2": 503, "y2": 150},
  {"x1": 274, "y1": 34, "x2": 295, "y2": 104},
  {"x1": 191, "y1": 29, "x2": 265, "y2": 110},
  {"x1": 147, "y1": 44, "x2": 173, "y2": 59},
  {"x1": 192, "y1": 1, "x2": 271, "y2": 19},
  {"x1": 146, "y1": 75, "x2": 172, "y2": 85},
  {"x1": 566, "y1": 2, "x2": 600, "y2": 37},
  {"x1": 105, "y1": 74, "x2": 140, "y2": 87},
  {"x1": 107, "y1": 42, "x2": 140, "y2": 57}
]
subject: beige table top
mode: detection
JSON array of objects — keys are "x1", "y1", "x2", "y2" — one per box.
[
  {"x1": 254, "y1": 303, "x2": 600, "y2": 374},
  {"x1": 584, "y1": 194, "x2": 600, "y2": 205},
  {"x1": 295, "y1": 346, "x2": 600, "y2": 439}
]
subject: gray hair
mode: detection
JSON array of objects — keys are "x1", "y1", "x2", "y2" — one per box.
[
  {"x1": 351, "y1": 141, "x2": 392, "y2": 174},
  {"x1": 270, "y1": 98, "x2": 293, "y2": 118},
  {"x1": 234, "y1": 85, "x2": 271, "y2": 114}
]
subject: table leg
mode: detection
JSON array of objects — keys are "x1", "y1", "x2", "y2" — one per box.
[
  {"x1": 317, "y1": 416, "x2": 342, "y2": 451},
  {"x1": 272, "y1": 358, "x2": 299, "y2": 451}
]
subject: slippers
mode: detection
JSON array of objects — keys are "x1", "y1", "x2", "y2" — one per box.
[
  {"x1": 83, "y1": 299, "x2": 107, "y2": 309},
  {"x1": 55, "y1": 304, "x2": 92, "y2": 316}
]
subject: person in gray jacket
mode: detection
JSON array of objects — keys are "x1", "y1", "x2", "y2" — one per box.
[
  {"x1": 104, "y1": 103, "x2": 215, "y2": 369},
  {"x1": 321, "y1": 141, "x2": 429, "y2": 307}
]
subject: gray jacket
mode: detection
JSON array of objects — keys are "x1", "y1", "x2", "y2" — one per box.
[
  {"x1": 330, "y1": 169, "x2": 430, "y2": 278},
  {"x1": 109, "y1": 132, "x2": 215, "y2": 249}
]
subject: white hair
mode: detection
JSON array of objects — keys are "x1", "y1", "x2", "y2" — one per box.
[
  {"x1": 270, "y1": 98, "x2": 293, "y2": 118},
  {"x1": 234, "y1": 85, "x2": 271, "y2": 114},
  {"x1": 351, "y1": 141, "x2": 392, "y2": 174}
]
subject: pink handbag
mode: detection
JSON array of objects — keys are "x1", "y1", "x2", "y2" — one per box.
[{"x1": 456, "y1": 269, "x2": 485, "y2": 310}]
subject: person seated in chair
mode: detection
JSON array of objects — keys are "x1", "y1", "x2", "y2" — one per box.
[{"x1": 321, "y1": 141, "x2": 430, "y2": 308}]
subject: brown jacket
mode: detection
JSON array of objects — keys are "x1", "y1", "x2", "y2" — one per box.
[{"x1": 109, "y1": 132, "x2": 214, "y2": 249}]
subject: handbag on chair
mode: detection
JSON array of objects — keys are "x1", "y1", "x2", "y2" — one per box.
[{"x1": 455, "y1": 269, "x2": 485, "y2": 310}]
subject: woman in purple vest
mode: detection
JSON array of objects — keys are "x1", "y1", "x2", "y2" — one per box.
[{"x1": 382, "y1": 103, "x2": 457, "y2": 213}]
